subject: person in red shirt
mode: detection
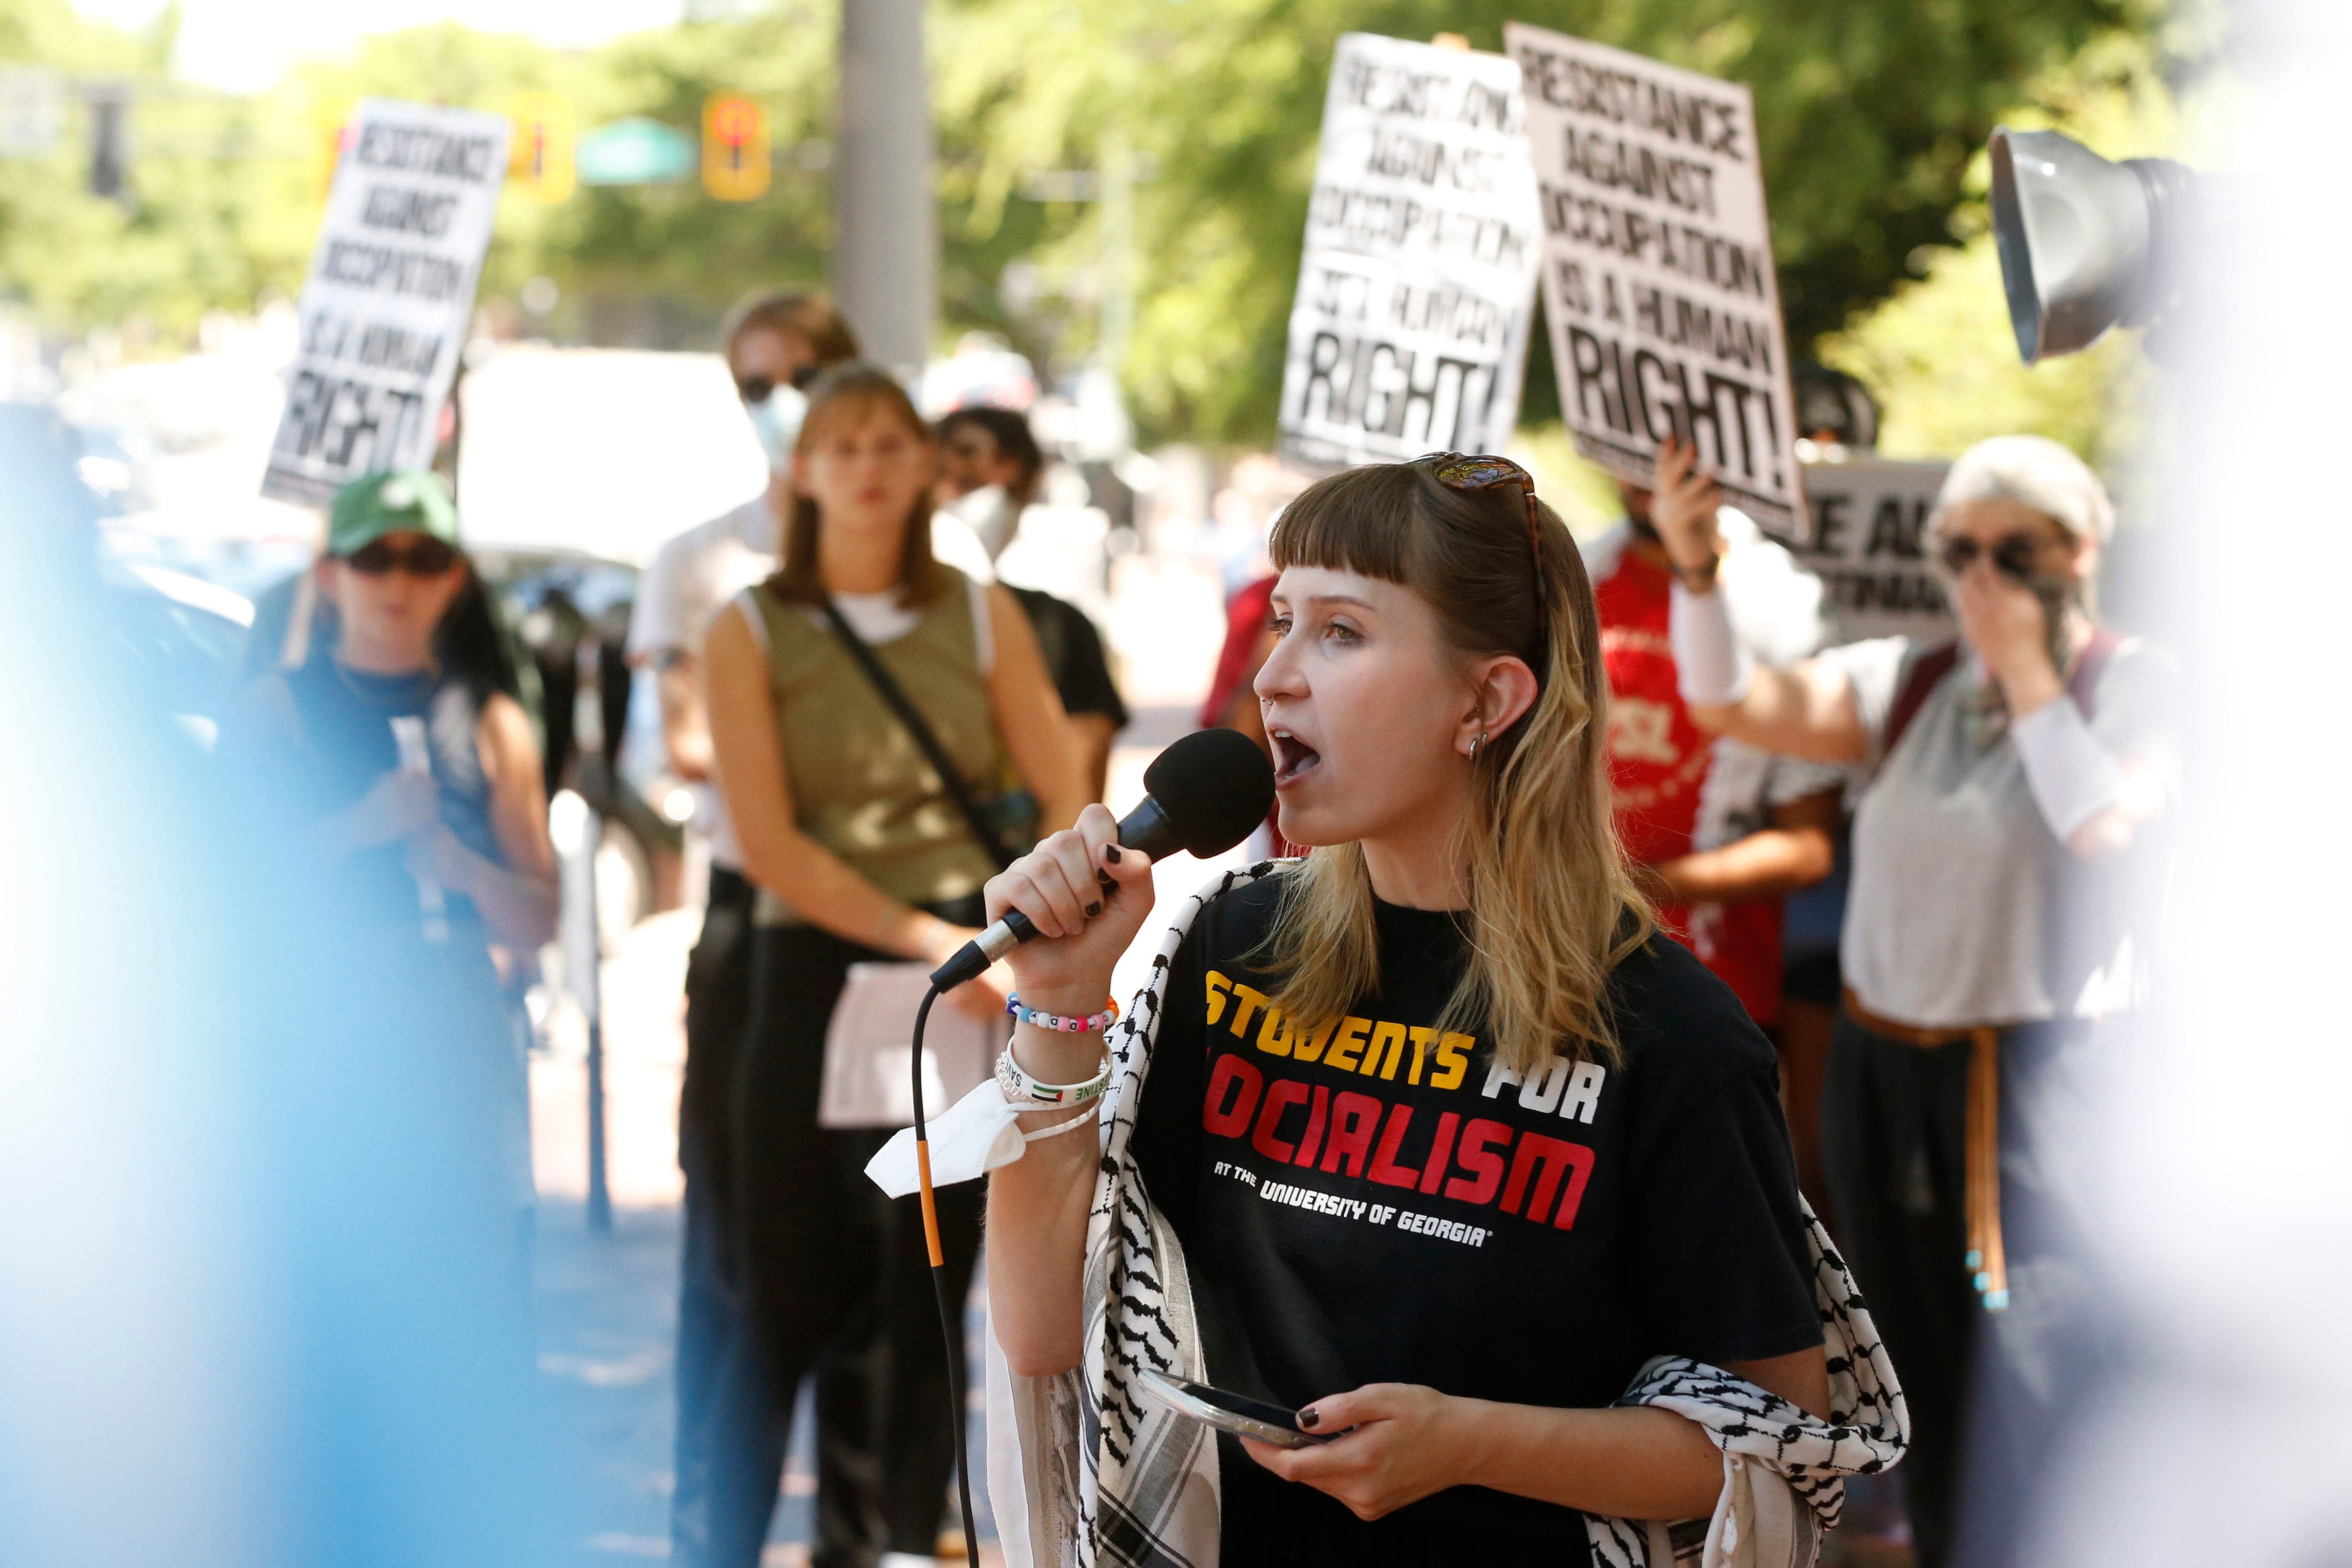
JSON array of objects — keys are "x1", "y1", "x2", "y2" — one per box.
[
  {"x1": 1583, "y1": 479, "x2": 1842, "y2": 1031},
  {"x1": 1201, "y1": 573, "x2": 1304, "y2": 860}
]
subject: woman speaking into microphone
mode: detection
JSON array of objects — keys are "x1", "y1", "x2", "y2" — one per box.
[{"x1": 976, "y1": 456, "x2": 1904, "y2": 1565}]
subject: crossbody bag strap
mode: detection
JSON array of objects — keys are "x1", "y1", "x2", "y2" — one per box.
[
  {"x1": 1882, "y1": 640, "x2": 1961, "y2": 760},
  {"x1": 817, "y1": 597, "x2": 1016, "y2": 874}
]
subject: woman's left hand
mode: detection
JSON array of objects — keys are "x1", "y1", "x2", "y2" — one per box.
[
  {"x1": 404, "y1": 823, "x2": 478, "y2": 893},
  {"x1": 1238, "y1": 1383, "x2": 1472, "y2": 1521},
  {"x1": 1952, "y1": 565, "x2": 2062, "y2": 710}
]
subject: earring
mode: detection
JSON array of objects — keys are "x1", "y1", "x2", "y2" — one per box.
[{"x1": 1469, "y1": 730, "x2": 1489, "y2": 762}]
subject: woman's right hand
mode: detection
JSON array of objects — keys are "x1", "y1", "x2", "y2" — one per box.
[
  {"x1": 1649, "y1": 435, "x2": 1725, "y2": 580},
  {"x1": 984, "y1": 802, "x2": 1155, "y2": 1009}
]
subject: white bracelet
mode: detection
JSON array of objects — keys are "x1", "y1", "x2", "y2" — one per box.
[
  {"x1": 995, "y1": 1043, "x2": 1111, "y2": 1108},
  {"x1": 1669, "y1": 580, "x2": 1753, "y2": 705},
  {"x1": 1022, "y1": 1106, "x2": 1100, "y2": 1142}
]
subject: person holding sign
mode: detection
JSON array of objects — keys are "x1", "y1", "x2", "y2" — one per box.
[
  {"x1": 229, "y1": 471, "x2": 557, "y2": 1282},
  {"x1": 982, "y1": 456, "x2": 1905, "y2": 1565},
  {"x1": 1656, "y1": 434, "x2": 2175, "y2": 1567},
  {"x1": 704, "y1": 365, "x2": 1086, "y2": 1568},
  {"x1": 1582, "y1": 481, "x2": 1846, "y2": 1036}
]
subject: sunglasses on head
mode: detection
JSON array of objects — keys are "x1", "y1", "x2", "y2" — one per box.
[
  {"x1": 343, "y1": 536, "x2": 460, "y2": 578},
  {"x1": 735, "y1": 362, "x2": 823, "y2": 406},
  {"x1": 1937, "y1": 532, "x2": 2048, "y2": 582},
  {"x1": 1427, "y1": 451, "x2": 1545, "y2": 589}
]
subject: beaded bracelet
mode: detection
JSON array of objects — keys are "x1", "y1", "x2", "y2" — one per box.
[{"x1": 1005, "y1": 993, "x2": 1120, "y2": 1035}]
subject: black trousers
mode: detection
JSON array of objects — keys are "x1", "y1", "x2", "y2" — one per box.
[
  {"x1": 1823, "y1": 1009, "x2": 2106, "y2": 1568},
  {"x1": 673, "y1": 870, "x2": 872, "y2": 1568},
  {"x1": 732, "y1": 913, "x2": 986, "y2": 1566}
]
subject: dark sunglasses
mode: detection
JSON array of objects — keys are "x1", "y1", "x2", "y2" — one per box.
[
  {"x1": 1427, "y1": 452, "x2": 1544, "y2": 592},
  {"x1": 343, "y1": 536, "x2": 460, "y2": 578},
  {"x1": 1937, "y1": 532, "x2": 2048, "y2": 582},
  {"x1": 735, "y1": 362, "x2": 823, "y2": 405}
]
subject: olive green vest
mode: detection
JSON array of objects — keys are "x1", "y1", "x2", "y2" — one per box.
[{"x1": 743, "y1": 573, "x2": 1025, "y2": 926}]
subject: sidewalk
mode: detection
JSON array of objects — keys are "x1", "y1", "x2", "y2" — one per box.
[{"x1": 528, "y1": 877, "x2": 1009, "y2": 1565}]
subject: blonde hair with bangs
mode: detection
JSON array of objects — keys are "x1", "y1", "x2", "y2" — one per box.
[
  {"x1": 1258, "y1": 461, "x2": 1650, "y2": 1073},
  {"x1": 767, "y1": 363, "x2": 943, "y2": 609}
]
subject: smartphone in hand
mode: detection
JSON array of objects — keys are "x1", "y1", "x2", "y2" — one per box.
[{"x1": 1136, "y1": 1368, "x2": 1330, "y2": 1450}]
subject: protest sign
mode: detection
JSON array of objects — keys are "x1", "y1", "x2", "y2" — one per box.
[
  {"x1": 263, "y1": 99, "x2": 509, "y2": 507},
  {"x1": 1506, "y1": 24, "x2": 1801, "y2": 531},
  {"x1": 1790, "y1": 457, "x2": 1955, "y2": 644},
  {"x1": 1277, "y1": 33, "x2": 1542, "y2": 470}
]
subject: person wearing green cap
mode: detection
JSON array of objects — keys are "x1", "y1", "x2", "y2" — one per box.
[
  {"x1": 242, "y1": 470, "x2": 531, "y2": 707},
  {"x1": 230, "y1": 469, "x2": 559, "y2": 1273}
]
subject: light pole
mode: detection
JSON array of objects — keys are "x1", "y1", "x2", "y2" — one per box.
[{"x1": 835, "y1": 0, "x2": 934, "y2": 373}]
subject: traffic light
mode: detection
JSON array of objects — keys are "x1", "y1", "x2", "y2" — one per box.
[
  {"x1": 86, "y1": 82, "x2": 130, "y2": 202},
  {"x1": 509, "y1": 92, "x2": 576, "y2": 203},
  {"x1": 701, "y1": 95, "x2": 769, "y2": 202}
]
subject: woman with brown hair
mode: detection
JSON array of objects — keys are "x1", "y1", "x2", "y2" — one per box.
[
  {"x1": 704, "y1": 364, "x2": 1087, "y2": 1566},
  {"x1": 974, "y1": 456, "x2": 1904, "y2": 1565}
]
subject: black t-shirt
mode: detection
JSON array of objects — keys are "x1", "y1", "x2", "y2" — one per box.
[
  {"x1": 1007, "y1": 585, "x2": 1128, "y2": 727},
  {"x1": 1131, "y1": 875, "x2": 1820, "y2": 1564}
]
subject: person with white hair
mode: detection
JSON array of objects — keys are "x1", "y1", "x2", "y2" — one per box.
[{"x1": 1651, "y1": 432, "x2": 2176, "y2": 1568}]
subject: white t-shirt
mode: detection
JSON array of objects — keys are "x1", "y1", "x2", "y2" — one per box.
[
  {"x1": 731, "y1": 577, "x2": 997, "y2": 674},
  {"x1": 627, "y1": 494, "x2": 781, "y2": 665},
  {"x1": 626, "y1": 495, "x2": 780, "y2": 868},
  {"x1": 1824, "y1": 634, "x2": 2178, "y2": 1028}
]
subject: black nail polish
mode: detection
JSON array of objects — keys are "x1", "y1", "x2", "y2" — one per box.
[
  {"x1": 1297, "y1": 1407, "x2": 1319, "y2": 1430},
  {"x1": 1105, "y1": 845, "x2": 1122, "y2": 864},
  {"x1": 1085, "y1": 901, "x2": 1102, "y2": 918},
  {"x1": 1098, "y1": 869, "x2": 1116, "y2": 891}
]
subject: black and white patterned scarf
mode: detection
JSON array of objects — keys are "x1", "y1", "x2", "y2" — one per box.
[{"x1": 985, "y1": 863, "x2": 1910, "y2": 1568}]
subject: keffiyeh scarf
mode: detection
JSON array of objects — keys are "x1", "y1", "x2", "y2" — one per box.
[{"x1": 986, "y1": 863, "x2": 1910, "y2": 1568}]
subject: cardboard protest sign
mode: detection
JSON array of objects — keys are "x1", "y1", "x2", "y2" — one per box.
[
  {"x1": 1790, "y1": 457, "x2": 1955, "y2": 644},
  {"x1": 1506, "y1": 24, "x2": 1800, "y2": 531},
  {"x1": 264, "y1": 100, "x2": 510, "y2": 506},
  {"x1": 1277, "y1": 33, "x2": 1543, "y2": 469}
]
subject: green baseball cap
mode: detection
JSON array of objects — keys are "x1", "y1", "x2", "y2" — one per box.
[{"x1": 328, "y1": 470, "x2": 459, "y2": 557}]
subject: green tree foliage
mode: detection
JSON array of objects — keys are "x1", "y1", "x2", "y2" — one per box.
[
  {"x1": 0, "y1": 0, "x2": 2172, "y2": 459},
  {"x1": 932, "y1": 0, "x2": 2157, "y2": 443},
  {"x1": 529, "y1": 7, "x2": 836, "y2": 335},
  {"x1": 1821, "y1": 27, "x2": 2187, "y2": 490},
  {"x1": 0, "y1": 0, "x2": 293, "y2": 341}
]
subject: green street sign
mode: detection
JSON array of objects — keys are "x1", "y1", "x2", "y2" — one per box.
[{"x1": 576, "y1": 117, "x2": 695, "y2": 186}]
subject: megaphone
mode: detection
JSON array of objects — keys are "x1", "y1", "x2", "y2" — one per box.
[{"x1": 1988, "y1": 125, "x2": 2197, "y2": 364}]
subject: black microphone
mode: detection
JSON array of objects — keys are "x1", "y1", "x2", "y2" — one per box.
[{"x1": 928, "y1": 727, "x2": 1277, "y2": 989}]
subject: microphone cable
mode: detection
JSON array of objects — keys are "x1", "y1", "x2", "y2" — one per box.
[
  {"x1": 899, "y1": 728, "x2": 1273, "y2": 1559},
  {"x1": 908, "y1": 982, "x2": 983, "y2": 1565}
]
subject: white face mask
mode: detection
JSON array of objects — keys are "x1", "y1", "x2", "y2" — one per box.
[
  {"x1": 744, "y1": 384, "x2": 809, "y2": 473},
  {"x1": 946, "y1": 483, "x2": 1017, "y2": 559}
]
